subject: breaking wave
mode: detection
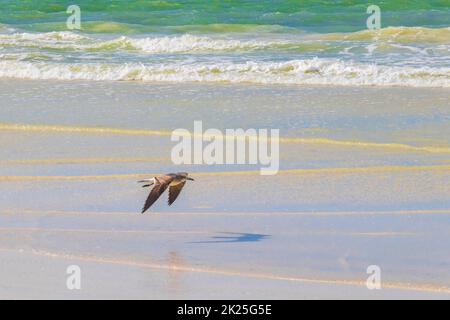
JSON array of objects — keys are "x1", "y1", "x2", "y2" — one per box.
[
  {"x1": 0, "y1": 26, "x2": 449, "y2": 87},
  {"x1": 1, "y1": 27, "x2": 449, "y2": 53},
  {"x1": 0, "y1": 32, "x2": 312, "y2": 53},
  {"x1": 0, "y1": 59, "x2": 448, "y2": 87},
  {"x1": 321, "y1": 26, "x2": 450, "y2": 43}
]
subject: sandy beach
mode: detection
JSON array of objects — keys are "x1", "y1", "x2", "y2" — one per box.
[{"x1": 0, "y1": 80, "x2": 449, "y2": 299}]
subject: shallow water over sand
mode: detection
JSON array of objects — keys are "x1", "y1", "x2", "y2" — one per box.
[{"x1": 0, "y1": 80, "x2": 449, "y2": 299}]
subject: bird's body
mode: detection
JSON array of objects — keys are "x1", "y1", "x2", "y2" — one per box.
[{"x1": 138, "y1": 172, "x2": 194, "y2": 213}]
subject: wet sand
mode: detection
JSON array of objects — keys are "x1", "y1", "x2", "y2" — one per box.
[{"x1": 0, "y1": 80, "x2": 449, "y2": 299}]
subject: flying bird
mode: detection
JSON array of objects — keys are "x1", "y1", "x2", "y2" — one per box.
[{"x1": 138, "y1": 172, "x2": 194, "y2": 213}]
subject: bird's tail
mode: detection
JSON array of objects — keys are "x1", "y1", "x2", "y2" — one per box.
[{"x1": 138, "y1": 178, "x2": 154, "y2": 188}]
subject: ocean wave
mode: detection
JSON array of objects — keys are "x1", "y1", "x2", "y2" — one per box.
[
  {"x1": 2, "y1": 27, "x2": 449, "y2": 54},
  {"x1": 27, "y1": 22, "x2": 296, "y2": 34},
  {"x1": 0, "y1": 32, "x2": 305, "y2": 53},
  {"x1": 0, "y1": 59, "x2": 448, "y2": 87},
  {"x1": 104, "y1": 34, "x2": 295, "y2": 53},
  {"x1": 0, "y1": 31, "x2": 88, "y2": 42},
  {"x1": 0, "y1": 31, "x2": 91, "y2": 51},
  {"x1": 321, "y1": 26, "x2": 450, "y2": 43}
]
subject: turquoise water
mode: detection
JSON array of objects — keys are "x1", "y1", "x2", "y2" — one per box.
[
  {"x1": 0, "y1": 1, "x2": 449, "y2": 86},
  {"x1": 1, "y1": 0, "x2": 449, "y2": 32}
]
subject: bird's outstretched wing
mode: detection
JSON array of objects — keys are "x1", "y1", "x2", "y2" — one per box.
[
  {"x1": 142, "y1": 175, "x2": 173, "y2": 213},
  {"x1": 168, "y1": 181, "x2": 186, "y2": 206}
]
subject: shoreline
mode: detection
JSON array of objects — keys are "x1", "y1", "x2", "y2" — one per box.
[{"x1": 1, "y1": 77, "x2": 450, "y2": 89}]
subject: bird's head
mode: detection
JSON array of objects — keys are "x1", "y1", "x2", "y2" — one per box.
[{"x1": 177, "y1": 172, "x2": 194, "y2": 181}]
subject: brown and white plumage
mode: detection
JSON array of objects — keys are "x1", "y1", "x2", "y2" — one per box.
[{"x1": 138, "y1": 172, "x2": 194, "y2": 213}]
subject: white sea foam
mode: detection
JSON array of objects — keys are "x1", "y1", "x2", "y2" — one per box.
[
  {"x1": 1, "y1": 29, "x2": 448, "y2": 87},
  {"x1": 120, "y1": 34, "x2": 290, "y2": 53},
  {"x1": 0, "y1": 31, "x2": 88, "y2": 43},
  {"x1": 0, "y1": 32, "x2": 293, "y2": 52},
  {"x1": 1, "y1": 30, "x2": 448, "y2": 56},
  {"x1": 0, "y1": 59, "x2": 448, "y2": 87}
]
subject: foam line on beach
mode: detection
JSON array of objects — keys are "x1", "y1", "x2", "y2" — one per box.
[
  {"x1": 0, "y1": 123, "x2": 172, "y2": 137},
  {"x1": 2, "y1": 209, "x2": 450, "y2": 217},
  {"x1": 0, "y1": 227, "x2": 417, "y2": 237},
  {"x1": 1, "y1": 247, "x2": 447, "y2": 294},
  {"x1": 0, "y1": 227, "x2": 209, "y2": 235},
  {"x1": 1, "y1": 165, "x2": 450, "y2": 181},
  {"x1": 1, "y1": 123, "x2": 450, "y2": 154},
  {"x1": 0, "y1": 157, "x2": 168, "y2": 165}
]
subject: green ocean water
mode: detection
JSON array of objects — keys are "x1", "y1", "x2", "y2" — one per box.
[
  {"x1": 0, "y1": 1, "x2": 449, "y2": 86},
  {"x1": 1, "y1": 0, "x2": 449, "y2": 32}
]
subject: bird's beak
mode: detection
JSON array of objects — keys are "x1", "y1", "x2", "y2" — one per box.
[{"x1": 187, "y1": 177, "x2": 195, "y2": 181}]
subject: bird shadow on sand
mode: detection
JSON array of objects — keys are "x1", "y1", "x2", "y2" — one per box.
[{"x1": 189, "y1": 232, "x2": 270, "y2": 244}]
